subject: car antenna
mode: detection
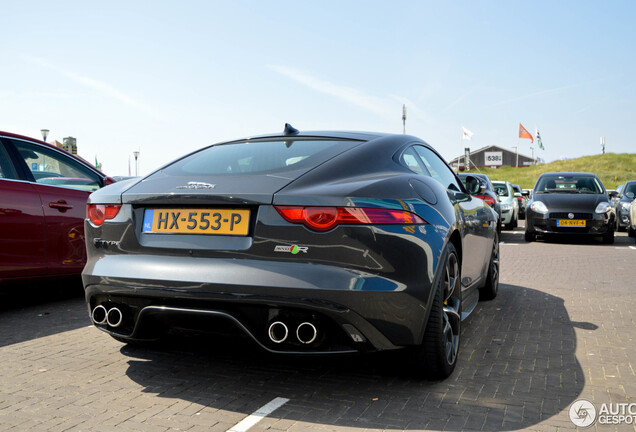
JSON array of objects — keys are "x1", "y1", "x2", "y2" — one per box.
[
  {"x1": 283, "y1": 123, "x2": 299, "y2": 147},
  {"x1": 283, "y1": 123, "x2": 299, "y2": 136}
]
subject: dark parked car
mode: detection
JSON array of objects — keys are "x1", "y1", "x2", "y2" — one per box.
[
  {"x1": 612, "y1": 180, "x2": 636, "y2": 231},
  {"x1": 0, "y1": 131, "x2": 114, "y2": 286},
  {"x1": 524, "y1": 172, "x2": 616, "y2": 243},
  {"x1": 82, "y1": 125, "x2": 499, "y2": 379},
  {"x1": 458, "y1": 172, "x2": 502, "y2": 233}
]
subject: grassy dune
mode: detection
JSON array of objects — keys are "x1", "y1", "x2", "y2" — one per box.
[{"x1": 462, "y1": 153, "x2": 636, "y2": 190}]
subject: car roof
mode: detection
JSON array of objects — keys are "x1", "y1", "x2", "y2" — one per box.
[
  {"x1": 539, "y1": 172, "x2": 598, "y2": 177},
  {"x1": 1, "y1": 130, "x2": 108, "y2": 177},
  {"x1": 458, "y1": 173, "x2": 489, "y2": 179},
  {"x1": 228, "y1": 129, "x2": 388, "y2": 143}
]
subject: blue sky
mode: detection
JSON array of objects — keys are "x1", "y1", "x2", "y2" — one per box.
[{"x1": 2, "y1": 1, "x2": 635, "y2": 176}]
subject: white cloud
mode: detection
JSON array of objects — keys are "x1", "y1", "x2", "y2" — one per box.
[
  {"x1": 22, "y1": 55, "x2": 159, "y2": 117},
  {"x1": 268, "y1": 65, "x2": 426, "y2": 122}
]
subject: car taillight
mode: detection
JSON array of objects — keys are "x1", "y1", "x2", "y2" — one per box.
[
  {"x1": 87, "y1": 204, "x2": 122, "y2": 226},
  {"x1": 474, "y1": 195, "x2": 495, "y2": 206},
  {"x1": 517, "y1": 197, "x2": 523, "y2": 202},
  {"x1": 275, "y1": 206, "x2": 427, "y2": 232}
]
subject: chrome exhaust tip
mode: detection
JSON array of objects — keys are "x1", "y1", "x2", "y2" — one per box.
[
  {"x1": 91, "y1": 305, "x2": 108, "y2": 325},
  {"x1": 268, "y1": 321, "x2": 288, "y2": 343},
  {"x1": 296, "y1": 322, "x2": 317, "y2": 344},
  {"x1": 106, "y1": 307, "x2": 123, "y2": 328}
]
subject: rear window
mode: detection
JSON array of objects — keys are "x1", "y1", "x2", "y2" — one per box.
[
  {"x1": 493, "y1": 184, "x2": 509, "y2": 196},
  {"x1": 164, "y1": 139, "x2": 361, "y2": 176}
]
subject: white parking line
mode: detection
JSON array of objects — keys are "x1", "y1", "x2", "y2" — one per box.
[
  {"x1": 227, "y1": 397, "x2": 290, "y2": 432},
  {"x1": 630, "y1": 246, "x2": 636, "y2": 250}
]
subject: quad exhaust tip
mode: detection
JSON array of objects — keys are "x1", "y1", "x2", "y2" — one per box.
[
  {"x1": 296, "y1": 322, "x2": 318, "y2": 344},
  {"x1": 268, "y1": 321, "x2": 288, "y2": 343},
  {"x1": 92, "y1": 305, "x2": 123, "y2": 328},
  {"x1": 91, "y1": 305, "x2": 108, "y2": 325},
  {"x1": 268, "y1": 320, "x2": 318, "y2": 345},
  {"x1": 106, "y1": 307, "x2": 123, "y2": 328}
]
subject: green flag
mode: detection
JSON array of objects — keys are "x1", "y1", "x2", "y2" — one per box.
[{"x1": 537, "y1": 130, "x2": 544, "y2": 150}]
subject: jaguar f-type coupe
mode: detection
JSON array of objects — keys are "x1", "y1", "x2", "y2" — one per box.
[{"x1": 82, "y1": 125, "x2": 499, "y2": 379}]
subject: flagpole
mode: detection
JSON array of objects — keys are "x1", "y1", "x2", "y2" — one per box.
[{"x1": 459, "y1": 127, "x2": 463, "y2": 171}]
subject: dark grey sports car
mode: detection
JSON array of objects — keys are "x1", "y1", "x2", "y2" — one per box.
[
  {"x1": 82, "y1": 125, "x2": 499, "y2": 379},
  {"x1": 525, "y1": 172, "x2": 616, "y2": 243}
]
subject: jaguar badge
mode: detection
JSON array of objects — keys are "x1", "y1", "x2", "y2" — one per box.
[{"x1": 176, "y1": 182, "x2": 215, "y2": 190}]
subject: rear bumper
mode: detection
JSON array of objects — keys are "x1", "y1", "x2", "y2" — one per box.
[
  {"x1": 82, "y1": 254, "x2": 436, "y2": 354},
  {"x1": 500, "y1": 208, "x2": 513, "y2": 224}
]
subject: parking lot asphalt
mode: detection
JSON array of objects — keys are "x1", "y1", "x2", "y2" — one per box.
[{"x1": 1, "y1": 222, "x2": 635, "y2": 432}]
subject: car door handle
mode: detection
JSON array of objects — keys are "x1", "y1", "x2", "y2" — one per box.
[{"x1": 49, "y1": 201, "x2": 73, "y2": 212}]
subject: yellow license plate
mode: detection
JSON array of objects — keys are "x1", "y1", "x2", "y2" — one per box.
[
  {"x1": 142, "y1": 208, "x2": 250, "y2": 235},
  {"x1": 557, "y1": 219, "x2": 586, "y2": 227}
]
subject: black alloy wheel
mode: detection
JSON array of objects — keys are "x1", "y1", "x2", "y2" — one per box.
[
  {"x1": 524, "y1": 230, "x2": 535, "y2": 242},
  {"x1": 412, "y1": 243, "x2": 462, "y2": 379}
]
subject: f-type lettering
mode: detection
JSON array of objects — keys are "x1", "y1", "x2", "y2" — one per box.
[{"x1": 169, "y1": 212, "x2": 181, "y2": 229}]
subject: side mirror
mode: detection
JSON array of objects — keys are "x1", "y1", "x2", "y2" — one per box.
[
  {"x1": 626, "y1": 191, "x2": 635, "y2": 200},
  {"x1": 464, "y1": 175, "x2": 482, "y2": 195},
  {"x1": 522, "y1": 190, "x2": 530, "y2": 196}
]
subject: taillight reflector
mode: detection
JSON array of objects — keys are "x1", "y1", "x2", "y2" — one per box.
[
  {"x1": 275, "y1": 206, "x2": 426, "y2": 232},
  {"x1": 87, "y1": 204, "x2": 122, "y2": 226},
  {"x1": 475, "y1": 195, "x2": 495, "y2": 206}
]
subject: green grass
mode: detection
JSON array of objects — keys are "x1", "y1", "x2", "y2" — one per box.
[{"x1": 463, "y1": 153, "x2": 636, "y2": 190}]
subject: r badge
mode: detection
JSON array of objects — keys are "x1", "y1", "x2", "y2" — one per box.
[{"x1": 274, "y1": 245, "x2": 308, "y2": 254}]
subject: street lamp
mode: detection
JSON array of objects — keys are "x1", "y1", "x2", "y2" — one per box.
[
  {"x1": 41, "y1": 129, "x2": 49, "y2": 142},
  {"x1": 530, "y1": 146, "x2": 535, "y2": 164},
  {"x1": 133, "y1": 151, "x2": 139, "y2": 176},
  {"x1": 402, "y1": 105, "x2": 407, "y2": 134}
]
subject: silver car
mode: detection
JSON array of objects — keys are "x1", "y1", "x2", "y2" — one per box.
[{"x1": 492, "y1": 180, "x2": 519, "y2": 230}]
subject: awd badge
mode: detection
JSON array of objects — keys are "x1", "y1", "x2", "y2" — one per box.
[{"x1": 274, "y1": 245, "x2": 308, "y2": 254}]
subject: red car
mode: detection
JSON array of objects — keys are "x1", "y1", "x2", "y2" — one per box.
[{"x1": 0, "y1": 131, "x2": 114, "y2": 286}]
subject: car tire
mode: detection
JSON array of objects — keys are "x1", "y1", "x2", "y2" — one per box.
[
  {"x1": 628, "y1": 226, "x2": 635, "y2": 238},
  {"x1": 479, "y1": 232, "x2": 499, "y2": 301},
  {"x1": 411, "y1": 242, "x2": 461, "y2": 380},
  {"x1": 524, "y1": 230, "x2": 535, "y2": 242},
  {"x1": 512, "y1": 213, "x2": 518, "y2": 229},
  {"x1": 603, "y1": 231, "x2": 615, "y2": 244}
]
